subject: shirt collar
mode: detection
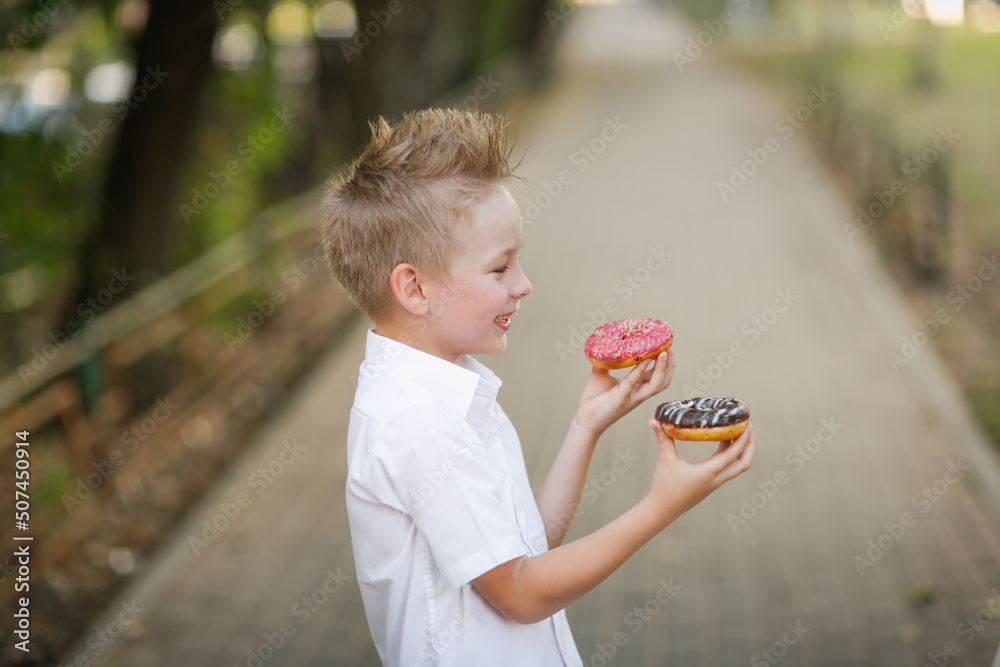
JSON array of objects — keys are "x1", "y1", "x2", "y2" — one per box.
[{"x1": 364, "y1": 328, "x2": 502, "y2": 419}]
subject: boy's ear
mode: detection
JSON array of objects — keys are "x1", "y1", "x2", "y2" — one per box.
[{"x1": 388, "y1": 262, "x2": 430, "y2": 316}]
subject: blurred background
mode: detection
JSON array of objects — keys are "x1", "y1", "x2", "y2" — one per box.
[{"x1": 1, "y1": 0, "x2": 999, "y2": 664}]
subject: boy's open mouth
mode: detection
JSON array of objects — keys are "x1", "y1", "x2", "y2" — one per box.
[{"x1": 493, "y1": 313, "x2": 513, "y2": 330}]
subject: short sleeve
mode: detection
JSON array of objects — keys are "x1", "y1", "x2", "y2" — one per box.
[{"x1": 372, "y1": 406, "x2": 527, "y2": 587}]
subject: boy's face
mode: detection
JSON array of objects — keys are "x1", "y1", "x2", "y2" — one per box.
[{"x1": 423, "y1": 184, "x2": 532, "y2": 361}]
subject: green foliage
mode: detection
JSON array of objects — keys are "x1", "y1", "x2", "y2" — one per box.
[
  {"x1": 669, "y1": 0, "x2": 728, "y2": 24},
  {"x1": 476, "y1": 0, "x2": 531, "y2": 67},
  {"x1": 750, "y1": 29, "x2": 1000, "y2": 250},
  {"x1": 0, "y1": 6, "x2": 140, "y2": 301},
  {"x1": 971, "y1": 382, "x2": 1000, "y2": 449},
  {"x1": 0, "y1": 133, "x2": 84, "y2": 277},
  {"x1": 36, "y1": 458, "x2": 72, "y2": 514},
  {"x1": 170, "y1": 55, "x2": 292, "y2": 266},
  {"x1": 1, "y1": 3, "x2": 302, "y2": 318}
]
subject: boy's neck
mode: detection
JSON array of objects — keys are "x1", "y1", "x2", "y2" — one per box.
[{"x1": 373, "y1": 319, "x2": 460, "y2": 365}]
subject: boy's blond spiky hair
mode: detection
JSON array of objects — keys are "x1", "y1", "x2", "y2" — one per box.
[{"x1": 320, "y1": 108, "x2": 518, "y2": 322}]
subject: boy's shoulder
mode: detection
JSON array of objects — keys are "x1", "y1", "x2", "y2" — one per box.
[
  {"x1": 353, "y1": 328, "x2": 487, "y2": 427},
  {"x1": 350, "y1": 370, "x2": 490, "y2": 485},
  {"x1": 352, "y1": 369, "x2": 439, "y2": 425}
]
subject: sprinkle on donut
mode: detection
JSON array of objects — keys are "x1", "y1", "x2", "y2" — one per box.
[{"x1": 584, "y1": 318, "x2": 673, "y2": 370}]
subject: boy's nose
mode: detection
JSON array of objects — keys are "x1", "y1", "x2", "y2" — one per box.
[{"x1": 515, "y1": 272, "x2": 532, "y2": 299}]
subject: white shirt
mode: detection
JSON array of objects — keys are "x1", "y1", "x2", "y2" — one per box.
[{"x1": 346, "y1": 329, "x2": 584, "y2": 667}]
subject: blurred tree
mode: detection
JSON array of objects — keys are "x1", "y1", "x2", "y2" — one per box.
[
  {"x1": 2, "y1": 0, "x2": 558, "y2": 390},
  {"x1": 59, "y1": 0, "x2": 221, "y2": 324}
]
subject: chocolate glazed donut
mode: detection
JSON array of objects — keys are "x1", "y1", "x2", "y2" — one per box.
[{"x1": 655, "y1": 397, "x2": 749, "y2": 441}]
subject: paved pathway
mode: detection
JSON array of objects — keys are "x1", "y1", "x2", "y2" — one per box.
[{"x1": 68, "y1": 2, "x2": 1000, "y2": 665}]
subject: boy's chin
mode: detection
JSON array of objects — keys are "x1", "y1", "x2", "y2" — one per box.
[{"x1": 470, "y1": 333, "x2": 507, "y2": 356}]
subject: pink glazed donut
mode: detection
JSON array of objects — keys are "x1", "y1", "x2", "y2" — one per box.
[{"x1": 584, "y1": 318, "x2": 673, "y2": 370}]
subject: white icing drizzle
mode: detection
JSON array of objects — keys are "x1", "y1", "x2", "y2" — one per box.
[{"x1": 655, "y1": 397, "x2": 748, "y2": 428}]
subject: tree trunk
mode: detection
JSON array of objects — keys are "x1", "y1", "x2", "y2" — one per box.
[
  {"x1": 60, "y1": 0, "x2": 219, "y2": 327},
  {"x1": 57, "y1": 0, "x2": 220, "y2": 410}
]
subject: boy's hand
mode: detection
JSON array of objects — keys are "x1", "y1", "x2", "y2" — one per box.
[
  {"x1": 573, "y1": 348, "x2": 675, "y2": 436},
  {"x1": 473, "y1": 418, "x2": 753, "y2": 626},
  {"x1": 643, "y1": 420, "x2": 755, "y2": 523}
]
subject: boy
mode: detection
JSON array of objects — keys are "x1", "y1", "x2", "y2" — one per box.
[{"x1": 320, "y1": 108, "x2": 755, "y2": 666}]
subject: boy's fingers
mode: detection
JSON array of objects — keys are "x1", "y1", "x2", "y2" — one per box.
[
  {"x1": 718, "y1": 425, "x2": 755, "y2": 481},
  {"x1": 653, "y1": 349, "x2": 675, "y2": 390},
  {"x1": 737, "y1": 424, "x2": 755, "y2": 465},
  {"x1": 623, "y1": 359, "x2": 652, "y2": 392},
  {"x1": 713, "y1": 431, "x2": 737, "y2": 455},
  {"x1": 648, "y1": 419, "x2": 678, "y2": 461},
  {"x1": 716, "y1": 424, "x2": 754, "y2": 476},
  {"x1": 663, "y1": 349, "x2": 676, "y2": 379},
  {"x1": 703, "y1": 425, "x2": 750, "y2": 474},
  {"x1": 635, "y1": 367, "x2": 657, "y2": 396},
  {"x1": 647, "y1": 352, "x2": 668, "y2": 385},
  {"x1": 635, "y1": 351, "x2": 671, "y2": 400},
  {"x1": 647, "y1": 419, "x2": 668, "y2": 444}
]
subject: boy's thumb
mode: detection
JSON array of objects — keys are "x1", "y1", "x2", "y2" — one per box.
[{"x1": 648, "y1": 419, "x2": 675, "y2": 447}]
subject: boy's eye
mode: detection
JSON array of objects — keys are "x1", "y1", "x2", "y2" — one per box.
[{"x1": 493, "y1": 265, "x2": 508, "y2": 274}]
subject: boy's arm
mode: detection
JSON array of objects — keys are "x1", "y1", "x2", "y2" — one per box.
[
  {"x1": 477, "y1": 421, "x2": 754, "y2": 624},
  {"x1": 534, "y1": 349, "x2": 676, "y2": 549}
]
